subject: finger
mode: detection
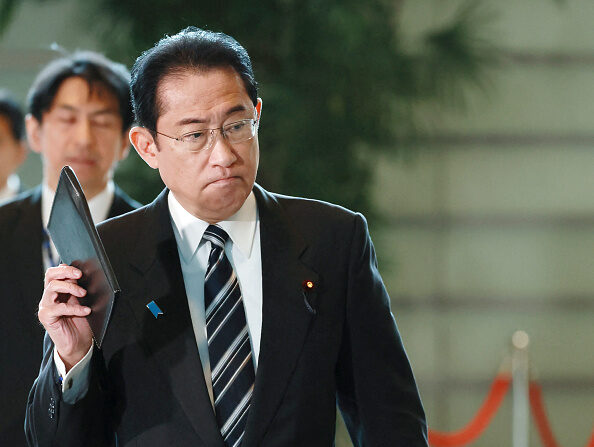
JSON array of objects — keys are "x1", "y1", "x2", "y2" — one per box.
[
  {"x1": 39, "y1": 281, "x2": 87, "y2": 322},
  {"x1": 44, "y1": 279, "x2": 87, "y2": 301},
  {"x1": 44, "y1": 265, "x2": 82, "y2": 288},
  {"x1": 41, "y1": 302, "x2": 92, "y2": 324},
  {"x1": 39, "y1": 300, "x2": 91, "y2": 326},
  {"x1": 54, "y1": 302, "x2": 92, "y2": 317}
]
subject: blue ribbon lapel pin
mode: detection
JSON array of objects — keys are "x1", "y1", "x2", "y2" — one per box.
[{"x1": 146, "y1": 300, "x2": 164, "y2": 319}]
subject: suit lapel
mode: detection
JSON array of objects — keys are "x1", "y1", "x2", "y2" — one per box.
[
  {"x1": 242, "y1": 185, "x2": 319, "y2": 447},
  {"x1": 12, "y1": 187, "x2": 44, "y2": 320},
  {"x1": 123, "y1": 190, "x2": 224, "y2": 447},
  {"x1": 108, "y1": 186, "x2": 141, "y2": 218}
]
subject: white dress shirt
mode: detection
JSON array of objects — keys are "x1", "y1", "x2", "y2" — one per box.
[
  {"x1": 58, "y1": 190, "x2": 263, "y2": 407},
  {"x1": 0, "y1": 173, "x2": 20, "y2": 202}
]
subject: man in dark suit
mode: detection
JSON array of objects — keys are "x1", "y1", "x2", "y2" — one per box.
[
  {"x1": 0, "y1": 51, "x2": 140, "y2": 446},
  {"x1": 26, "y1": 28, "x2": 427, "y2": 446},
  {"x1": 0, "y1": 90, "x2": 27, "y2": 202}
]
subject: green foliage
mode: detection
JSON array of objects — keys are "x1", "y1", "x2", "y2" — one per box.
[
  {"x1": 0, "y1": 0, "x2": 19, "y2": 36},
  {"x1": 1, "y1": 0, "x2": 500, "y2": 215},
  {"x1": 113, "y1": 152, "x2": 163, "y2": 206},
  {"x1": 81, "y1": 0, "x2": 499, "y2": 215},
  {"x1": 84, "y1": 0, "x2": 402, "y2": 213},
  {"x1": 419, "y1": 1, "x2": 502, "y2": 107}
]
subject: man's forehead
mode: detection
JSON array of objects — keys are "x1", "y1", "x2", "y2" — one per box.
[
  {"x1": 49, "y1": 77, "x2": 120, "y2": 111},
  {"x1": 155, "y1": 67, "x2": 249, "y2": 118}
]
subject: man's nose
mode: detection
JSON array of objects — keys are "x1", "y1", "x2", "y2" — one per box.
[
  {"x1": 72, "y1": 118, "x2": 93, "y2": 146},
  {"x1": 208, "y1": 130, "x2": 237, "y2": 167}
]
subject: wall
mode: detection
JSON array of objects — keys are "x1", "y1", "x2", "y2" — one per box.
[{"x1": 375, "y1": 1, "x2": 594, "y2": 445}]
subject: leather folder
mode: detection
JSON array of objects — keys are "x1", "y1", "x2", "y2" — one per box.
[{"x1": 47, "y1": 166, "x2": 119, "y2": 348}]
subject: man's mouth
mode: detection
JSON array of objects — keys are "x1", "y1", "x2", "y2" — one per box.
[
  {"x1": 66, "y1": 157, "x2": 96, "y2": 166},
  {"x1": 209, "y1": 176, "x2": 238, "y2": 185}
]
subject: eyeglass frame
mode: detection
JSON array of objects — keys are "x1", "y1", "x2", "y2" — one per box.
[{"x1": 149, "y1": 116, "x2": 260, "y2": 153}]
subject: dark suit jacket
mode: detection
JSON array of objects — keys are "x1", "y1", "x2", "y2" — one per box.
[
  {"x1": 25, "y1": 185, "x2": 427, "y2": 447},
  {"x1": 0, "y1": 185, "x2": 140, "y2": 446}
]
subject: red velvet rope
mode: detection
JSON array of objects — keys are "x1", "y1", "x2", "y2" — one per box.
[
  {"x1": 529, "y1": 382, "x2": 561, "y2": 447},
  {"x1": 427, "y1": 374, "x2": 593, "y2": 447},
  {"x1": 428, "y1": 374, "x2": 511, "y2": 446},
  {"x1": 529, "y1": 382, "x2": 594, "y2": 447}
]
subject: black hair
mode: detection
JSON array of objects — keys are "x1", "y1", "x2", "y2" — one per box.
[
  {"x1": 0, "y1": 90, "x2": 25, "y2": 141},
  {"x1": 130, "y1": 27, "x2": 258, "y2": 131},
  {"x1": 26, "y1": 51, "x2": 133, "y2": 131}
]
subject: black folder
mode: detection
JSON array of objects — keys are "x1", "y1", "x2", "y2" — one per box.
[{"x1": 47, "y1": 166, "x2": 119, "y2": 348}]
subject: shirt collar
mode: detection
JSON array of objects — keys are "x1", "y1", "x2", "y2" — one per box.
[
  {"x1": 168, "y1": 190, "x2": 258, "y2": 263},
  {"x1": 0, "y1": 174, "x2": 20, "y2": 201},
  {"x1": 41, "y1": 180, "x2": 115, "y2": 228}
]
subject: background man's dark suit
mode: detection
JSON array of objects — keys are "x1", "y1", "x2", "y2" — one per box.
[
  {"x1": 25, "y1": 184, "x2": 427, "y2": 447},
  {"x1": 0, "y1": 185, "x2": 139, "y2": 446}
]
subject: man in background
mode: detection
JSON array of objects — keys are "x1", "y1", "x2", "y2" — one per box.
[
  {"x1": 0, "y1": 51, "x2": 140, "y2": 446},
  {"x1": 0, "y1": 90, "x2": 27, "y2": 202}
]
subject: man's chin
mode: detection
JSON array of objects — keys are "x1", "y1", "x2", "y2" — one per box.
[
  {"x1": 200, "y1": 193, "x2": 249, "y2": 222},
  {"x1": 66, "y1": 165, "x2": 98, "y2": 182},
  {"x1": 74, "y1": 176, "x2": 106, "y2": 197}
]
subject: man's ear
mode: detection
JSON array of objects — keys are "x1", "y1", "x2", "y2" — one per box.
[
  {"x1": 255, "y1": 98, "x2": 262, "y2": 121},
  {"x1": 129, "y1": 126, "x2": 159, "y2": 169},
  {"x1": 25, "y1": 114, "x2": 42, "y2": 154}
]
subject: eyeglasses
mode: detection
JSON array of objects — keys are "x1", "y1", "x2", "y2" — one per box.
[{"x1": 152, "y1": 118, "x2": 259, "y2": 153}]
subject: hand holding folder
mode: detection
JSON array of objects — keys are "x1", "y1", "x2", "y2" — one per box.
[{"x1": 40, "y1": 166, "x2": 119, "y2": 361}]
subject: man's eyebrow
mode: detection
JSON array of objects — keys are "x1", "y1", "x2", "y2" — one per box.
[
  {"x1": 224, "y1": 105, "x2": 247, "y2": 116},
  {"x1": 53, "y1": 104, "x2": 77, "y2": 113},
  {"x1": 89, "y1": 109, "x2": 120, "y2": 117},
  {"x1": 53, "y1": 104, "x2": 119, "y2": 116},
  {"x1": 175, "y1": 117, "x2": 206, "y2": 126},
  {"x1": 174, "y1": 105, "x2": 249, "y2": 127}
]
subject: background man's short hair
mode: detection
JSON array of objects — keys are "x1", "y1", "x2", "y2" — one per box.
[
  {"x1": 26, "y1": 50, "x2": 134, "y2": 131},
  {"x1": 0, "y1": 90, "x2": 25, "y2": 141},
  {"x1": 130, "y1": 26, "x2": 258, "y2": 131}
]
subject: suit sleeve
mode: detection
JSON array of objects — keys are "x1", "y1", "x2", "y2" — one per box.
[
  {"x1": 25, "y1": 333, "x2": 115, "y2": 447},
  {"x1": 336, "y1": 213, "x2": 428, "y2": 447}
]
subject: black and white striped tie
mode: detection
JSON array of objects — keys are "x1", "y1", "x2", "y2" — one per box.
[{"x1": 203, "y1": 225, "x2": 254, "y2": 447}]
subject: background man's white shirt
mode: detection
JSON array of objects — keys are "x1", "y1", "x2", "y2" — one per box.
[{"x1": 0, "y1": 173, "x2": 20, "y2": 202}]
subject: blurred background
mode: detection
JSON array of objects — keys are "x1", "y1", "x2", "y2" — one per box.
[{"x1": 1, "y1": 0, "x2": 592, "y2": 446}]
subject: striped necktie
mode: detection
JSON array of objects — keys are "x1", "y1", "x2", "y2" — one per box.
[{"x1": 203, "y1": 225, "x2": 255, "y2": 447}]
